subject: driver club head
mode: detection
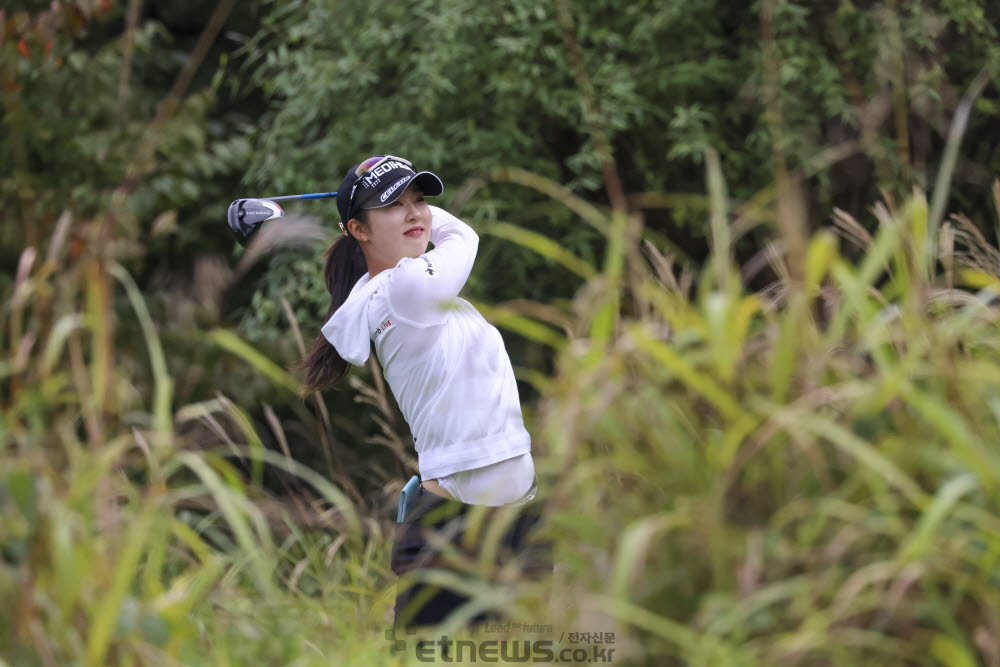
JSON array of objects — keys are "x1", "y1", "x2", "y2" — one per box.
[{"x1": 227, "y1": 198, "x2": 283, "y2": 246}]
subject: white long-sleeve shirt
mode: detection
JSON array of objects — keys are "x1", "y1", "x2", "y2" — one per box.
[{"x1": 322, "y1": 206, "x2": 532, "y2": 482}]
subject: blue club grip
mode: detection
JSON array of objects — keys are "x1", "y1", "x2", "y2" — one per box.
[{"x1": 397, "y1": 475, "x2": 421, "y2": 523}]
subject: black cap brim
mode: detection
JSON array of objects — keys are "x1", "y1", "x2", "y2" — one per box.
[{"x1": 365, "y1": 171, "x2": 444, "y2": 209}]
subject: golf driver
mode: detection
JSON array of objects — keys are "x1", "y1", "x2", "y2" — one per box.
[{"x1": 226, "y1": 191, "x2": 337, "y2": 246}]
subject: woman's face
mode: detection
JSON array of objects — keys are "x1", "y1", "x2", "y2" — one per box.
[{"x1": 349, "y1": 183, "x2": 432, "y2": 273}]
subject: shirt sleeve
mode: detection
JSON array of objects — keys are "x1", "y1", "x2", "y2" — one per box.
[
  {"x1": 385, "y1": 205, "x2": 479, "y2": 327},
  {"x1": 387, "y1": 206, "x2": 479, "y2": 326}
]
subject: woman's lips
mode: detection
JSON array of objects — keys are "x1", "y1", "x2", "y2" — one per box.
[{"x1": 404, "y1": 226, "x2": 424, "y2": 237}]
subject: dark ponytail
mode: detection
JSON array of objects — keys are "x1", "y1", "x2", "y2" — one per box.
[{"x1": 297, "y1": 218, "x2": 369, "y2": 396}]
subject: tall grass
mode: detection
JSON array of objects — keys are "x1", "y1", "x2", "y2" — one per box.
[
  {"x1": 0, "y1": 228, "x2": 391, "y2": 665},
  {"x1": 515, "y1": 180, "x2": 1000, "y2": 665},
  {"x1": 5, "y1": 163, "x2": 1000, "y2": 664}
]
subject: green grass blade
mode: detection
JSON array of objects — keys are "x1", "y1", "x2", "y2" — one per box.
[
  {"x1": 109, "y1": 262, "x2": 173, "y2": 437},
  {"x1": 898, "y1": 473, "x2": 977, "y2": 563},
  {"x1": 481, "y1": 220, "x2": 597, "y2": 280},
  {"x1": 207, "y1": 328, "x2": 301, "y2": 395},
  {"x1": 175, "y1": 451, "x2": 275, "y2": 593}
]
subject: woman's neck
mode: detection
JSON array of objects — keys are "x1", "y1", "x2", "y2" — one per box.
[{"x1": 363, "y1": 246, "x2": 411, "y2": 279}]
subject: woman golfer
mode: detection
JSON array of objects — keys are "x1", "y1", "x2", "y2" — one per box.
[{"x1": 299, "y1": 155, "x2": 547, "y2": 626}]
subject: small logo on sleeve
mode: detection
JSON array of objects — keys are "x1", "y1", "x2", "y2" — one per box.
[
  {"x1": 421, "y1": 257, "x2": 435, "y2": 275},
  {"x1": 372, "y1": 318, "x2": 393, "y2": 338}
]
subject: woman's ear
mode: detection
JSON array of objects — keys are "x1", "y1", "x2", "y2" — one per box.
[{"x1": 348, "y1": 218, "x2": 367, "y2": 242}]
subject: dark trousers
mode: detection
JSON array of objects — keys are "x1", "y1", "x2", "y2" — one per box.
[{"x1": 390, "y1": 485, "x2": 552, "y2": 629}]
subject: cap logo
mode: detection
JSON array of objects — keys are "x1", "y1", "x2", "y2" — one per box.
[
  {"x1": 361, "y1": 159, "x2": 413, "y2": 188},
  {"x1": 380, "y1": 176, "x2": 411, "y2": 203}
]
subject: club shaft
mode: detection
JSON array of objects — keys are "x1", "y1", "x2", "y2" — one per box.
[{"x1": 264, "y1": 191, "x2": 338, "y2": 202}]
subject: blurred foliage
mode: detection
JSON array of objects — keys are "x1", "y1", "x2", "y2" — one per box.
[
  {"x1": 1, "y1": 2, "x2": 250, "y2": 254},
  {"x1": 238, "y1": 0, "x2": 1000, "y2": 385},
  {"x1": 3, "y1": 0, "x2": 1000, "y2": 664}
]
